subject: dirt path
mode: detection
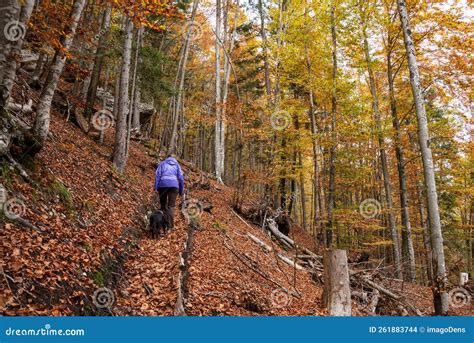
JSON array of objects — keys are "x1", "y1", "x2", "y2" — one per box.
[{"x1": 115, "y1": 208, "x2": 187, "y2": 316}]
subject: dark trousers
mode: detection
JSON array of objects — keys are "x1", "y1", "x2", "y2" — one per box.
[{"x1": 158, "y1": 187, "x2": 178, "y2": 228}]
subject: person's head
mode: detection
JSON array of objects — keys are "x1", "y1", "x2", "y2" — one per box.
[{"x1": 167, "y1": 153, "x2": 175, "y2": 159}]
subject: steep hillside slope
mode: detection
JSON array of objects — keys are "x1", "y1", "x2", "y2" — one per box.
[
  {"x1": 1, "y1": 109, "x2": 471, "y2": 316},
  {"x1": 0, "y1": 107, "x2": 327, "y2": 316}
]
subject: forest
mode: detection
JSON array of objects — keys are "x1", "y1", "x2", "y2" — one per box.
[{"x1": 0, "y1": 0, "x2": 472, "y2": 317}]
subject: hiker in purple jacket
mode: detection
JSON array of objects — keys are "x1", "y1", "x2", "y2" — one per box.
[{"x1": 154, "y1": 154, "x2": 184, "y2": 229}]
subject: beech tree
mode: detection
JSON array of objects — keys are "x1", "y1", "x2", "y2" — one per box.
[
  {"x1": 397, "y1": 0, "x2": 448, "y2": 314},
  {"x1": 358, "y1": 0, "x2": 404, "y2": 280},
  {"x1": 85, "y1": 4, "x2": 112, "y2": 122},
  {"x1": 1, "y1": 0, "x2": 469, "y2": 317},
  {"x1": 113, "y1": 17, "x2": 134, "y2": 174},
  {"x1": 34, "y1": 0, "x2": 87, "y2": 148}
]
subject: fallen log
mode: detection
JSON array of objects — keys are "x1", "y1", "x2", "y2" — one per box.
[
  {"x1": 247, "y1": 233, "x2": 272, "y2": 253},
  {"x1": 234, "y1": 205, "x2": 422, "y2": 315},
  {"x1": 276, "y1": 253, "x2": 305, "y2": 271},
  {"x1": 8, "y1": 99, "x2": 33, "y2": 114},
  {"x1": 174, "y1": 222, "x2": 197, "y2": 316},
  {"x1": 267, "y1": 219, "x2": 322, "y2": 260},
  {"x1": 223, "y1": 237, "x2": 301, "y2": 299},
  {"x1": 5, "y1": 215, "x2": 42, "y2": 232},
  {"x1": 352, "y1": 274, "x2": 400, "y2": 300},
  {"x1": 6, "y1": 153, "x2": 29, "y2": 180},
  {"x1": 366, "y1": 289, "x2": 380, "y2": 315}
]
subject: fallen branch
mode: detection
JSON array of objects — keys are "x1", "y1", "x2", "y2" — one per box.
[
  {"x1": 6, "y1": 153, "x2": 29, "y2": 180},
  {"x1": 267, "y1": 219, "x2": 322, "y2": 260},
  {"x1": 276, "y1": 253, "x2": 305, "y2": 271},
  {"x1": 8, "y1": 99, "x2": 34, "y2": 114},
  {"x1": 231, "y1": 207, "x2": 257, "y2": 231},
  {"x1": 223, "y1": 238, "x2": 301, "y2": 299},
  {"x1": 174, "y1": 222, "x2": 197, "y2": 316},
  {"x1": 233, "y1": 204, "x2": 423, "y2": 315},
  {"x1": 246, "y1": 233, "x2": 272, "y2": 253},
  {"x1": 352, "y1": 274, "x2": 400, "y2": 300},
  {"x1": 5, "y1": 215, "x2": 43, "y2": 232}
]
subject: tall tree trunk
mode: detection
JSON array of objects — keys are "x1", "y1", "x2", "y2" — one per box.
[
  {"x1": 112, "y1": 17, "x2": 133, "y2": 174},
  {"x1": 397, "y1": 0, "x2": 448, "y2": 314},
  {"x1": 304, "y1": 42, "x2": 322, "y2": 234},
  {"x1": 221, "y1": 0, "x2": 239, "y2": 116},
  {"x1": 1, "y1": 0, "x2": 35, "y2": 107},
  {"x1": 0, "y1": 0, "x2": 20, "y2": 157},
  {"x1": 298, "y1": 151, "x2": 307, "y2": 231},
  {"x1": 386, "y1": 40, "x2": 416, "y2": 281},
  {"x1": 417, "y1": 170, "x2": 434, "y2": 283},
  {"x1": 33, "y1": 0, "x2": 86, "y2": 148},
  {"x1": 217, "y1": 0, "x2": 239, "y2": 184},
  {"x1": 126, "y1": 25, "x2": 143, "y2": 158},
  {"x1": 85, "y1": 4, "x2": 112, "y2": 121},
  {"x1": 215, "y1": 0, "x2": 224, "y2": 183},
  {"x1": 359, "y1": 3, "x2": 403, "y2": 280},
  {"x1": 132, "y1": 87, "x2": 141, "y2": 130},
  {"x1": 0, "y1": 0, "x2": 19, "y2": 91},
  {"x1": 257, "y1": 0, "x2": 271, "y2": 100},
  {"x1": 326, "y1": 4, "x2": 337, "y2": 248},
  {"x1": 112, "y1": 64, "x2": 121, "y2": 119},
  {"x1": 168, "y1": 0, "x2": 199, "y2": 155}
]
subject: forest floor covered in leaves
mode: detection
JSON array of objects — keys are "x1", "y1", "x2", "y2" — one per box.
[{"x1": 1, "y1": 104, "x2": 471, "y2": 316}]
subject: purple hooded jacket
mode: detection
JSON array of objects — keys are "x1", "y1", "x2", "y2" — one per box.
[{"x1": 154, "y1": 157, "x2": 184, "y2": 195}]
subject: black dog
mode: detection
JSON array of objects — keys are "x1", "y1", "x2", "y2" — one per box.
[{"x1": 149, "y1": 210, "x2": 167, "y2": 239}]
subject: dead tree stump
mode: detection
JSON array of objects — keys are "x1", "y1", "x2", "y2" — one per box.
[{"x1": 323, "y1": 249, "x2": 351, "y2": 316}]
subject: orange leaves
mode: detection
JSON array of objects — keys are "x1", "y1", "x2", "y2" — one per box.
[{"x1": 111, "y1": 0, "x2": 181, "y2": 31}]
